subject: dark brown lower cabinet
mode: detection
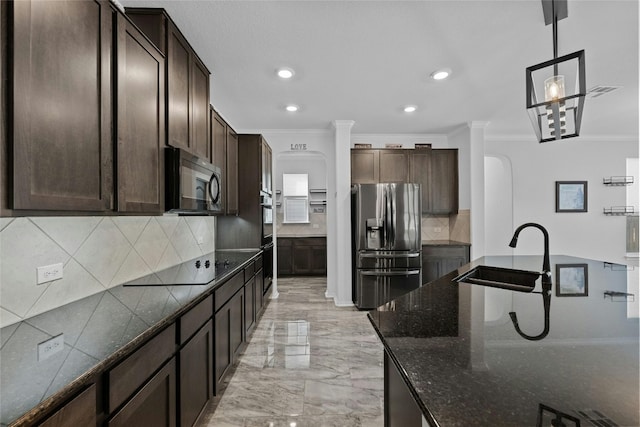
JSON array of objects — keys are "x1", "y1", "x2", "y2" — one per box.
[
  {"x1": 40, "y1": 384, "x2": 96, "y2": 427},
  {"x1": 277, "y1": 237, "x2": 327, "y2": 276},
  {"x1": 179, "y1": 320, "x2": 213, "y2": 427},
  {"x1": 107, "y1": 358, "x2": 176, "y2": 427},
  {"x1": 385, "y1": 351, "x2": 423, "y2": 427},
  {"x1": 422, "y1": 245, "x2": 470, "y2": 285},
  {"x1": 214, "y1": 288, "x2": 244, "y2": 394}
]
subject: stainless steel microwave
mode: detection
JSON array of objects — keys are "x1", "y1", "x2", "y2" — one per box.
[{"x1": 165, "y1": 147, "x2": 221, "y2": 214}]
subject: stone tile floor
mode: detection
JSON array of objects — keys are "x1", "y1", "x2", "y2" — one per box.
[{"x1": 197, "y1": 277, "x2": 384, "y2": 427}]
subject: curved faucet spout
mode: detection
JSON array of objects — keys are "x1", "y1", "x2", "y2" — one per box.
[
  {"x1": 509, "y1": 222, "x2": 551, "y2": 285},
  {"x1": 508, "y1": 222, "x2": 552, "y2": 340}
]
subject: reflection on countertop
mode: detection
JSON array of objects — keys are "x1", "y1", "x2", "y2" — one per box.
[
  {"x1": 369, "y1": 255, "x2": 639, "y2": 427},
  {"x1": 0, "y1": 249, "x2": 260, "y2": 426}
]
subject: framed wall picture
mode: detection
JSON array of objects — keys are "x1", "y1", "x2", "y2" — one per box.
[
  {"x1": 556, "y1": 181, "x2": 588, "y2": 212},
  {"x1": 555, "y1": 263, "x2": 589, "y2": 297}
]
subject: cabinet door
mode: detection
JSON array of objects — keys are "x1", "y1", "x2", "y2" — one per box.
[
  {"x1": 214, "y1": 304, "x2": 231, "y2": 394},
  {"x1": 351, "y1": 150, "x2": 379, "y2": 184},
  {"x1": 191, "y1": 58, "x2": 210, "y2": 161},
  {"x1": 311, "y1": 245, "x2": 327, "y2": 275},
  {"x1": 12, "y1": 0, "x2": 113, "y2": 211},
  {"x1": 226, "y1": 128, "x2": 239, "y2": 215},
  {"x1": 277, "y1": 240, "x2": 293, "y2": 276},
  {"x1": 244, "y1": 278, "x2": 256, "y2": 336},
  {"x1": 179, "y1": 321, "x2": 213, "y2": 427},
  {"x1": 230, "y1": 289, "x2": 244, "y2": 359},
  {"x1": 116, "y1": 15, "x2": 164, "y2": 213},
  {"x1": 409, "y1": 150, "x2": 432, "y2": 213},
  {"x1": 379, "y1": 150, "x2": 409, "y2": 183},
  {"x1": 166, "y1": 23, "x2": 190, "y2": 151},
  {"x1": 261, "y1": 139, "x2": 273, "y2": 194},
  {"x1": 211, "y1": 110, "x2": 227, "y2": 212},
  {"x1": 255, "y1": 269, "x2": 264, "y2": 314},
  {"x1": 40, "y1": 384, "x2": 96, "y2": 427},
  {"x1": 292, "y1": 245, "x2": 313, "y2": 275},
  {"x1": 429, "y1": 149, "x2": 458, "y2": 214},
  {"x1": 108, "y1": 359, "x2": 176, "y2": 427}
]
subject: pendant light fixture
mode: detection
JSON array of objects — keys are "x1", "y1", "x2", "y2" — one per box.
[{"x1": 526, "y1": 0, "x2": 586, "y2": 143}]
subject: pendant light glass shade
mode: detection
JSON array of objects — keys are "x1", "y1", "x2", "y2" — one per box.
[{"x1": 526, "y1": 50, "x2": 586, "y2": 142}]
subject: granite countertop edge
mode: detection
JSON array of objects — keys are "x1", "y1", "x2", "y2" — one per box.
[
  {"x1": 8, "y1": 249, "x2": 261, "y2": 427},
  {"x1": 421, "y1": 240, "x2": 471, "y2": 246}
]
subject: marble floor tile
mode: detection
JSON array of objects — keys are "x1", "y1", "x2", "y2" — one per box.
[{"x1": 197, "y1": 277, "x2": 384, "y2": 427}]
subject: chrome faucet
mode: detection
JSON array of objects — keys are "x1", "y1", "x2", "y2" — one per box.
[{"x1": 508, "y1": 222, "x2": 552, "y2": 341}]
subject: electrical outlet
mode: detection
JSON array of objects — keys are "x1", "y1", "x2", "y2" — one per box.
[
  {"x1": 434, "y1": 227, "x2": 442, "y2": 233},
  {"x1": 38, "y1": 334, "x2": 64, "y2": 361},
  {"x1": 36, "y1": 263, "x2": 64, "y2": 285},
  {"x1": 312, "y1": 224, "x2": 320, "y2": 229},
  {"x1": 197, "y1": 236, "x2": 204, "y2": 244}
]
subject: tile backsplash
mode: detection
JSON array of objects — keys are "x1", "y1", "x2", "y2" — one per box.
[
  {"x1": 0, "y1": 215, "x2": 215, "y2": 328},
  {"x1": 276, "y1": 211, "x2": 326, "y2": 237},
  {"x1": 421, "y1": 209, "x2": 471, "y2": 243}
]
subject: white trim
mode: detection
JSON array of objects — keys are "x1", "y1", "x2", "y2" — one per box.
[
  {"x1": 485, "y1": 133, "x2": 638, "y2": 143},
  {"x1": 334, "y1": 300, "x2": 355, "y2": 307}
]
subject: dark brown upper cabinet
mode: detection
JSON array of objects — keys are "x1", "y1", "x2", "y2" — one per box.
[
  {"x1": 125, "y1": 8, "x2": 211, "y2": 160},
  {"x1": 353, "y1": 148, "x2": 459, "y2": 214},
  {"x1": 351, "y1": 149, "x2": 379, "y2": 184},
  {"x1": 379, "y1": 150, "x2": 410, "y2": 183},
  {"x1": 211, "y1": 108, "x2": 238, "y2": 215},
  {"x1": 261, "y1": 141, "x2": 272, "y2": 194},
  {"x1": 11, "y1": 0, "x2": 113, "y2": 211},
  {"x1": 351, "y1": 149, "x2": 410, "y2": 184},
  {"x1": 115, "y1": 14, "x2": 165, "y2": 213},
  {"x1": 429, "y1": 149, "x2": 458, "y2": 214},
  {"x1": 408, "y1": 148, "x2": 432, "y2": 213}
]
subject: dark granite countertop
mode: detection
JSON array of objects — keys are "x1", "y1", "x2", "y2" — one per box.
[
  {"x1": 369, "y1": 255, "x2": 639, "y2": 427},
  {"x1": 421, "y1": 240, "x2": 471, "y2": 246},
  {"x1": 0, "y1": 249, "x2": 260, "y2": 426}
]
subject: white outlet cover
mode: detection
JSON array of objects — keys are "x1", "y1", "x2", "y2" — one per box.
[
  {"x1": 36, "y1": 263, "x2": 64, "y2": 285},
  {"x1": 37, "y1": 334, "x2": 64, "y2": 361}
]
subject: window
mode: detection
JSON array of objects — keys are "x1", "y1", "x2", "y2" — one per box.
[{"x1": 283, "y1": 174, "x2": 309, "y2": 223}]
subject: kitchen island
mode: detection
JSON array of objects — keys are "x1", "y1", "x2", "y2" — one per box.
[
  {"x1": 369, "y1": 255, "x2": 639, "y2": 427},
  {"x1": 0, "y1": 249, "x2": 263, "y2": 426}
]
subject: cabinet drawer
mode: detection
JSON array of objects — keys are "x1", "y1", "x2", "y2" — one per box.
[
  {"x1": 108, "y1": 324, "x2": 176, "y2": 413},
  {"x1": 178, "y1": 295, "x2": 213, "y2": 345},
  {"x1": 243, "y1": 261, "x2": 255, "y2": 283},
  {"x1": 214, "y1": 272, "x2": 244, "y2": 312}
]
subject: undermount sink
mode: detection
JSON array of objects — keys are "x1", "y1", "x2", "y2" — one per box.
[{"x1": 453, "y1": 265, "x2": 541, "y2": 292}]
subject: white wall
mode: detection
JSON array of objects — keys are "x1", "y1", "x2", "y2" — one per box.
[
  {"x1": 485, "y1": 156, "x2": 514, "y2": 255},
  {"x1": 485, "y1": 137, "x2": 638, "y2": 264}
]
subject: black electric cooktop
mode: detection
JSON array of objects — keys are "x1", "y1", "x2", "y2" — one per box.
[{"x1": 122, "y1": 252, "x2": 238, "y2": 286}]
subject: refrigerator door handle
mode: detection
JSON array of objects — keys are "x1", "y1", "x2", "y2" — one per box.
[
  {"x1": 360, "y1": 270, "x2": 421, "y2": 276},
  {"x1": 360, "y1": 252, "x2": 420, "y2": 258}
]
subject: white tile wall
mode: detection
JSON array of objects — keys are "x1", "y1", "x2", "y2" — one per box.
[{"x1": 0, "y1": 215, "x2": 216, "y2": 328}]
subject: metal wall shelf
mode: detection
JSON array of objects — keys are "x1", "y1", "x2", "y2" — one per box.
[
  {"x1": 603, "y1": 206, "x2": 635, "y2": 215},
  {"x1": 603, "y1": 176, "x2": 634, "y2": 186}
]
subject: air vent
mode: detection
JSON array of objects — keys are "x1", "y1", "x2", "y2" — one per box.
[
  {"x1": 575, "y1": 409, "x2": 619, "y2": 427},
  {"x1": 587, "y1": 86, "x2": 621, "y2": 99}
]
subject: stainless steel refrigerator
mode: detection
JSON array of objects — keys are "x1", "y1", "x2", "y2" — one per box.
[{"x1": 351, "y1": 183, "x2": 422, "y2": 309}]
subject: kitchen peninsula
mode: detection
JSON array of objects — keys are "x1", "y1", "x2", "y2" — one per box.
[{"x1": 370, "y1": 255, "x2": 639, "y2": 427}]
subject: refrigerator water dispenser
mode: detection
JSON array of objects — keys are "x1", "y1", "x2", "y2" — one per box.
[{"x1": 366, "y1": 218, "x2": 384, "y2": 249}]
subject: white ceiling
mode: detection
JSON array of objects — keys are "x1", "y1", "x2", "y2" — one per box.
[{"x1": 121, "y1": 0, "x2": 639, "y2": 138}]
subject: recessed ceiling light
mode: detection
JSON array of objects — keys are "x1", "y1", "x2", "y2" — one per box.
[
  {"x1": 404, "y1": 105, "x2": 417, "y2": 113},
  {"x1": 431, "y1": 68, "x2": 452, "y2": 81},
  {"x1": 277, "y1": 67, "x2": 295, "y2": 79},
  {"x1": 285, "y1": 104, "x2": 299, "y2": 112}
]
